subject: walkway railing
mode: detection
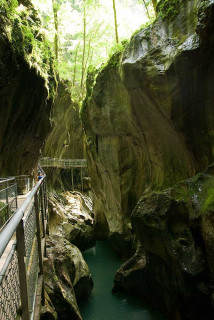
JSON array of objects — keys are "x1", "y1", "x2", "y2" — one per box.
[
  {"x1": 0, "y1": 178, "x2": 18, "y2": 230},
  {"x1": 15, "y1": 175, "x2": 33, "y2": 195},
  {"x1": 40, "y1": 157, "x2": 87, "y2": 168},
  {"x1": 0, "y1": 175, "x2": 47, "y2": 320}
]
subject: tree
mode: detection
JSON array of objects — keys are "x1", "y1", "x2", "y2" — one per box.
[
  {"x1": 33, "y1": 0, "x2": 151, "y2": 101},
  {"x1": 52, "y1": 0, "x2": 59, "y2": 61},
  {"x1": 72, "y1": 43, "x2": 80, "y2": 87},
  {"x1": 112, "y1": 0, "x2": 119, "y2": 43},
  {"x1": 81, "y1": 0, "x2": 86, "y2": 97},
  {"x1": 151, "y1": 0, "x2": 157, "y2": 16},
  {"x1": 142, "y1": 0, "x2": 150, "y2": 20}
]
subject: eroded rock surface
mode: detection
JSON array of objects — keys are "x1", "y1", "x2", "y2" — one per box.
[
  {"x1": 82, "y1": 0, "x2": 214, "y2": 255},
  {"x1": 0, "y1": 0, "x2": 56, "y2": 176},
  {"x1": 43, "y1": 81, "x2": 86, "y2": 191},
  {"x1": 41, "y1": 236, "x2": 93, "y2": 320},
  {"x1": 113, "y1": 165, "x2": 214, "y2": 319},
  {"x1": 48, "y1": 191, "x2": 96, "y2": 251}
]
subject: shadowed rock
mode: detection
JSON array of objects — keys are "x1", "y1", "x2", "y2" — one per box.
[
  {"x1": 113, "y1": 165, "x2": 214, "y2": 319},
  {"x1": 41, "y1": 236, "x2": 93, "y2": 320},
  {"x1": 81, "y1": 0, "x2": 214, "y2": 257}
]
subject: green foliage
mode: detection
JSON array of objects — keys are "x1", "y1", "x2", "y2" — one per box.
[
  {"x1": 0, "y1": 0, "x2": 56, "y2": 100},
  {"x1": 130, "y1": 20, "x2": 153, "y2": 40},
  {"x1": 0, "y1": 0, "x2": 18, "y2": 18},
  {"x1": 32, "y1": 0, "x2": 152, "y2": 102},
  {"x1": 157, "y1": 0, "x2": 184, "y2": 21},
  {"x1": 11, "y1": 18, "x2": 34, "y2": 55},
  {"x1": 171, "y1": 169, "x2": 214, "y2": 217},
  {"x1": 108, "y1": 40, "x2": 128, "y2": 57}
]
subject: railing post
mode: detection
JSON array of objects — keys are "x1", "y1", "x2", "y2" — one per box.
[
  {"x1": 6, "y1": 181, "x2": 9, "y2": 219},
  {"x1": 39, "y1": 185, "x2": 45, "y2": 238},
  {"x1": 34, "y1": 192, "x2": 43, "y2": 275},
  {"x1": 43, "y1": 181, "x2": 47, "y2": 218},
  {"x1": 72, "y1": 168, "x2": 74, "y2": 191},
  {"x1": 16, "y1": 219, "x2": 30, "y2": 320},
  {"x1": 81, "y1": 167, "x2": 83, "y2": 192},
  {"x1": 15, "y1": 182, "x2": 18, "y2": 210}
]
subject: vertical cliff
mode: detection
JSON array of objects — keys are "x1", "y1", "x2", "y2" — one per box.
[
  {"x1": 82, "y1": 0, "x2": 214, "y2": 248},
  {"x1": 44, "y1": 82, "x2": 85, "y2": 160},
  {"x1": 81, "y1": 0, "x2": 214, "y2": 318},
  {"x1": 43, "y1": 81, "x2": 86, "y2": 190},
  {"x1": 0, "y1": 0, "x2": 56, "y2": 176}
]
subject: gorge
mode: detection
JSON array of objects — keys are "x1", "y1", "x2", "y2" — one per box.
[{"x1": 0, "y1": 0, "x2": 214, "y2": 320}]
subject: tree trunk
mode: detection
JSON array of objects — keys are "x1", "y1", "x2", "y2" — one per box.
[
  {"x1": 81, "y1": 38, "x2": 91, "y2": 98},
  {"x1": 81, "y1": 0, "x2": 86, "y2": 98},
  {"x1": 72, "y1": 43, "x2": 80, "y2": 87},
  {"x1": 143, "y1": 0, "x2": 150, "y2": 20},
  {"x1": 151, "y1": 0, "x2": 157, "y2": 16},
  {"x1": 52, "y1": 0, "x2": 59, "y2": 61},
  {"x1": 84, "y1": 38, "x2": 91, "y2": 72},
  {"x1": 112, "y1": 0, "x2": 119, "y2": 43}
]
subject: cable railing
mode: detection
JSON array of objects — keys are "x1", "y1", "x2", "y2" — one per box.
[
  {"x1": 40, "y1": 157, "x2": 87, "y2": 168},
  {"x1": 0, "y1": 174, "x2": 48, "y2": 320}
]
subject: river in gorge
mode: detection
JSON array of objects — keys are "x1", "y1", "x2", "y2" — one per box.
[{"x1": 79, "y1": 241, "x2": 166, "y2": 320}]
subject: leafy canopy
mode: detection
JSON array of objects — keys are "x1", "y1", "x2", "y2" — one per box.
[{"x1": 31, "y1": 0, "x2": 158, "y2": 101}]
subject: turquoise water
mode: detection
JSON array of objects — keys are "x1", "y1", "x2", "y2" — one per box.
[{"x1": 79, "y1": 241, "x2": 166, "y2": 320}]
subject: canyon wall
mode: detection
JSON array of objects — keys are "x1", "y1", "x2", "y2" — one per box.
[
  {"x1": 82, "y1": 0, "x2": 214, "y2": 250},
  {"x1": 82, "y1": 0, "x2": 214, "y2": 317},
  {"x1": 0, "y1": 0, "x2": 56, "y2": 176},
  {"x1": 43, "y1": 81, "x2": 86, "y2": 190}
]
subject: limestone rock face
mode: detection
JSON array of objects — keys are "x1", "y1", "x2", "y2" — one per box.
[
  {"x1": 43, "y1": 81, "x2": 86, "y2": 191},
  {"x1": 41, "y1": 236, "x2": 93, "y2": 320},
  {"x1": 48, "y1": 191, "x2": 96, "y2": 251},
  {"x1": 113, "y1": 165, "x2": 214, "y2": 319},
  {"x1": 44, "y1": 82, "x2": 85, "y2": 160},
  {"x1": 0, "y1": 1, "x2": 56, "y2": 176},
  {"x1": 82, "y1": 0, "x2": 214, "y2": 253}
]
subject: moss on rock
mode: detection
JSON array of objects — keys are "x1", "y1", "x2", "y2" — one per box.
[
  {"x1": 0, "y1": 0, "x2": 56, "y2": 99},
  {"x1": 157, "y1": 0, "x2": 186, "y2": 21}
]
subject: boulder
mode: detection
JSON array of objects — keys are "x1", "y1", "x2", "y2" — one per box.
[
  {"x1": 42, "y1": 235, "x2": 93, "y2": 320},
  {"x1": 113, "y1": 165, "x2": 214, "y2": 319},
  {"x1": 48, "y1": 191, "x2": 96, "y2": 251}
]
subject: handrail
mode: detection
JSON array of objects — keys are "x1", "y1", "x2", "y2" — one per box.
[
  {"x1": 0, "y1": 176, "x2": 44, "y2": 258},
  {"x1": 0, "y1": 171, "x2": 47, "y2": 320},
  {"x1": 39, "y1": 157, "x2": 87, "y2": 168},
  {"x1": 0, "y1": 177, "x2": 16, "y2": 184}
]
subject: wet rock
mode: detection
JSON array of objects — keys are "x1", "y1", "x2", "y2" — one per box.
[
  {"x1": 113, "y1": 166, "x2": 214, "y2": 319},
  {"x1": 109, "y1": 231, "x2": 134, "y2": 260},
  {"x1": 48, "y1": 191, "x2": 96, "y2": 251},
  {"x1": 40, "y1": 291, "x2": 57, "y2": 320},
  {"x1": 42, "y1": 235, "x2": 93, "y2": 320}
]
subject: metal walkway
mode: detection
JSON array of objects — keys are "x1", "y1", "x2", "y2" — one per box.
[
  {"x1": 40, "y1": 157, "x2": 88, "y2": 191},
  {"x1": 0, "y1": 174, "x2": 48, "y2": 320},
  {"x1": 40, "y1": 157, "x2": 87, "y2": 169}
]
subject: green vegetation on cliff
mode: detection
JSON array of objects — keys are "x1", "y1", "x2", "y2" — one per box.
[
  {"x1": 0, "y1": 0, "x2": 56, "y2": 99},
  {"x1": 31, "y1": 0, "x2": 156, "y2": 101},
  {"x1": 157, "y1": 0, "x2": 185, "y2": 20}
]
